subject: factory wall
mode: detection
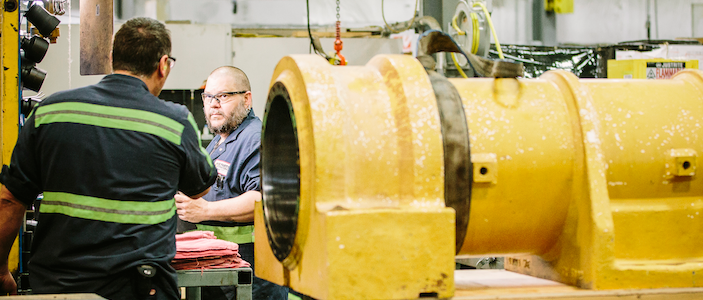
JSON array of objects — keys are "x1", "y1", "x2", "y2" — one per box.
[
  {"x1": 33, "y1": 0, "x2": 700, "y2": 114},
  {"x1": 157, "y1": 0, "x2": 702, "y2": 44},
  {"x1": 486, "y1": 0, "x2": 702, "y2": 45},
  {"x1": 60, "y1": 0, "x2": 703, "y2": 43},
  {"x1": 33, "y1": 24, "x2": 402, "y2": 119}
]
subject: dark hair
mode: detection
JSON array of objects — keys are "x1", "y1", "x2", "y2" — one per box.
[{"x1": 112, "y1": 17, "x2": 171, "y2": 76}]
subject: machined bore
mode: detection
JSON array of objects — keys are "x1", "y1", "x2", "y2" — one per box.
[{"x1": 261, "y1": 82, "x2": 300, "y2": 264}]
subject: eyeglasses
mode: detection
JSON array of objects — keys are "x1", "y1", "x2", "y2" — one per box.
[
  {"x1": 201, "y1": 91, "x2": 248, "y2": 105},
  {"x1": 167, "y1": 56, "x2": 176, "y2": 68}
]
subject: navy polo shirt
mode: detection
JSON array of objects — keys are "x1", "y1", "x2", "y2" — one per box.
[
  {"x1": 198, "y1": 110, "x2": 260, "y2": 230},
  {"x1": 0, "y1": 74, "x2": 216, "y2": 299}
]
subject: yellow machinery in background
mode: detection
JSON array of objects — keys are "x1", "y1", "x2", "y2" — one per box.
[
  {"x1": 255, "y1": 54, "x2": 703, "y2": 299},
  {"x1": 1, "y1": 0, "x2": 21, "y2": 276}
]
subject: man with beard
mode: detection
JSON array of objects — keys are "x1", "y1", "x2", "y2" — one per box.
[{"x1": 175, "y1": 66, "x2": 288, "y2": 300}]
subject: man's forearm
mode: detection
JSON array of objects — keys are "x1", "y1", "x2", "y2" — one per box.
[
  {"x1": 0, "y1": 187, "x2": 27, "y2": 272},
  {"x1": 206, "y1": 190, "x2": 259, "y2": 223}
]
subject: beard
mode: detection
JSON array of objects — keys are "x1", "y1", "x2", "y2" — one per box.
[{"x1": 206, "y1": 100, "x2": 250, "y2": 135}]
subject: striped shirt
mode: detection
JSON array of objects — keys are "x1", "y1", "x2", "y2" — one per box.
[{"x1": 1, "y1": 74, "x2": 216, "y2": 298}]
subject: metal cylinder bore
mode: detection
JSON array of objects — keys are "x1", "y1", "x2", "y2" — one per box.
[{"x1": 261, "y1": 82, "x2": 300, "y2": 265}]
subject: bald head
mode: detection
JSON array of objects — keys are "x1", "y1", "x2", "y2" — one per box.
[
  {"x1": 207, "y1": 66, "x2": 250, "y2": 92},
  {"x1": 203, "y1": 66, "x2": 253, "y2": 137}
]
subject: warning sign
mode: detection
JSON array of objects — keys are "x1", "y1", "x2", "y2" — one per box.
[{"x1": 645, "y1": 62, "x2": 687, "y2": 79}]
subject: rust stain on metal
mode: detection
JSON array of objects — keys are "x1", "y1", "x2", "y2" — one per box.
[{"x1": 80, "y1": 0, "x2": 113, "y2": 75}]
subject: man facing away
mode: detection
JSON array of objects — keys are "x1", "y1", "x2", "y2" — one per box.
[
  {"x1": 0, "y1": 17, "x2": 216, "y2": 299},
  {"x1": 175, "y1": 66, "x2": 288, "y2": 299}
]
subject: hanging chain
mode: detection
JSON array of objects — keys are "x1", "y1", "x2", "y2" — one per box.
[
  {"x1": 335, "y1": 0, "x2": 341, "y2": 42},
  {"x1": 336, "y1": 0, "x2": 341, "y2": 22},
  {"x1": 334, "y1": 0, "x2": 346, "y2": 65}
]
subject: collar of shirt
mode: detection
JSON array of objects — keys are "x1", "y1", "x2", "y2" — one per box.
[{"x1": 100, "y1": 73, "x2": 151, "y2": 93}]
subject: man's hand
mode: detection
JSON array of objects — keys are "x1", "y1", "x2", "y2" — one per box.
[
  {"x1": 0, "y1": 186, "x2": 25, "y2": 296},
  {"x1": 0, "y1": 268, "x2": 17, "y2": 295},
  {"x1": 175, "y1": 193, "x2": 210, "y2": 223}
]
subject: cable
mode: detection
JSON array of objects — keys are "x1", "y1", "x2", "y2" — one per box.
[
  {"x1": 306, "y1": 0, "x2": 314, "y2": 54},
  {"x1": 451, "y1": 53, "x2": 469, "y2": 78},
  {"x1": 470, "y1": 12, "x2": 479, "y2": 54},
  {"x1": 451, "y1": 14, "x2": 465, "y2": 35},
  {"x1": 450, "y1": 4, "x2": 482, "y2": 55},
  {"x1": 382, "y1": 0, "x2": 419, "y2": 34},
  {"x1": 473, "y1": 2, "x2": 503, "y2": 59}
]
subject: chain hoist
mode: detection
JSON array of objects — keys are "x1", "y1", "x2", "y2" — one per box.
[{"x1": 333, "y1": 0, "x2": 346, "y2": 65}]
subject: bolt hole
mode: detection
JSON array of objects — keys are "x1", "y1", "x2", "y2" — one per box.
[
  {"x1": 683, "y1": 161, "x2": 691, "y2": 170},
  {"x1": 4, "y1": 0, "x2": 18, "y2": 12},
  {"x1": 480, "y1": 167, "x2": 489, "y2": 175},
  {"x1": 419, "y1": 292, "x2": 438, "y2": 298}
]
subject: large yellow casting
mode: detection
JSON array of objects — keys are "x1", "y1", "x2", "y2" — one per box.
[
  {"x1": 257, "y1": 55, "x2": 455, "y2": 300},
  {"x1": 257, "y1": 54, "x2": 703, "y2": 298}
]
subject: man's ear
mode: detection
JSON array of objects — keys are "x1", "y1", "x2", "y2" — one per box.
[
  {"x1": 159, "y1": 55, "x2": 169, "y2": 76},
  {"x1": 245, "y1": 92, "x2": 253, "y2": 109}
]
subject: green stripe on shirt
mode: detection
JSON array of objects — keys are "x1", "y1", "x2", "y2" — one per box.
[
  {"x1": 35, "y1": 102, "x2": 185, "y2": 145},
  {"x1": 40, "y1": 192, "x2": 176, "y2": 224}
]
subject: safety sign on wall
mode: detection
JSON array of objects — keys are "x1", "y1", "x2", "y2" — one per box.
[{"x1": 646, "y1": 62, "x2": 686, "y2": 79}]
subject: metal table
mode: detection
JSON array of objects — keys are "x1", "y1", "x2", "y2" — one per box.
[{"x1": 177, "y1": 268, "x2": 252, "y2": 300}]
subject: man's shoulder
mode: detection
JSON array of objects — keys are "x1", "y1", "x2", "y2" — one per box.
[
  {"x1": 149, "y1": 99, "x2": 191, "y2": 122},
  {"x1": 43, "y1": 84, "x2": 99, "y2": 102},
  {"x1": 40, "y1": 87, "x2": 191, "y2": 127},
  {"x1": 243, "y1": 116, "x2": 262, "y2": 133},
  {"x1": 236, "y1": 116, "x2": 262, "y2": 143}
]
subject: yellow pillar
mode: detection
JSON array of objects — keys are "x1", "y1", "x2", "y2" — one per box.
[{"x1": 1, "y1": 0, "x2": 21, "y2": 275}]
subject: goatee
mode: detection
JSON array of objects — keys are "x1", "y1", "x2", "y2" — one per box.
[{"x1": 206, "y1": 100, "x2": 250, "y2": 135}]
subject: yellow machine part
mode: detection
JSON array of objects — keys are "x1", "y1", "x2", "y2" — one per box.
[
  {"x1": 504, "y1": 69, "x2": 703, "y2": 289},
  {"x1": 257, "y1": 55, "x2": 455, "y2": 300},
  {"x1": 256, "y1": 54, "x2": 703, "y2": 298},
  {"x1": 545, "y1": 0, "x2": 574, "y2": 14},
  {"x1": 1, "y1": 0, "x2": 21, "y2": 275},
  {"x1": 453, "y1": 75, "x2": 575, "y2": 256}
]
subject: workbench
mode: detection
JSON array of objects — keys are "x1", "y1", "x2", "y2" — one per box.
[
  {"x1": 453, "y1": 269, "x2": 703, "y2": 300},
  {"x1": 176, "y1": 268, "x2": 252, "y2": 300}
]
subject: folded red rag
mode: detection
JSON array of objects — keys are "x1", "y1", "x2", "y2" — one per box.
[{"x1": 172, "y1": 231, "x2": 250, "y2": 270}]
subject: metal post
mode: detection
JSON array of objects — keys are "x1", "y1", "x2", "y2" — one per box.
[
  {"x1": 1, "y1": 0, "x2": 21, "y2": 276},
  {"x1": 532, "y1": 0, "x2": 556, "y2": 46}
]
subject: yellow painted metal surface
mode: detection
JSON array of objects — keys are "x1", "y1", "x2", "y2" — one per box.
[
  {"x1": 505, "y1": 70, "x2": 703, "y2": 289},
  {"x1": 453, "y1": 77, "x2": 575, "y2": 256},
  {"x1": 1, "y1": 0, "x2": 21, "y2": 275},
  {"x1": 258, "y1": 54, "x2": 703, "y2": 297},
  {"x1": 256, "y1": 54, "x2": 455, "y2": 299}
]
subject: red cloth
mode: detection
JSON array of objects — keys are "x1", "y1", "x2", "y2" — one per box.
[
  {"x1": 171, "y1": 256, "x2": 249, "y2": 270},
  {"x1": 172, "y1": 231, "x2": 250, "y2": 270},
  {"x1": 176, "y1": 238, "x2": 239, "y2": 257},
  {"x1": 175, "y1": 230, "x2": 216, "y2": 241}
]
